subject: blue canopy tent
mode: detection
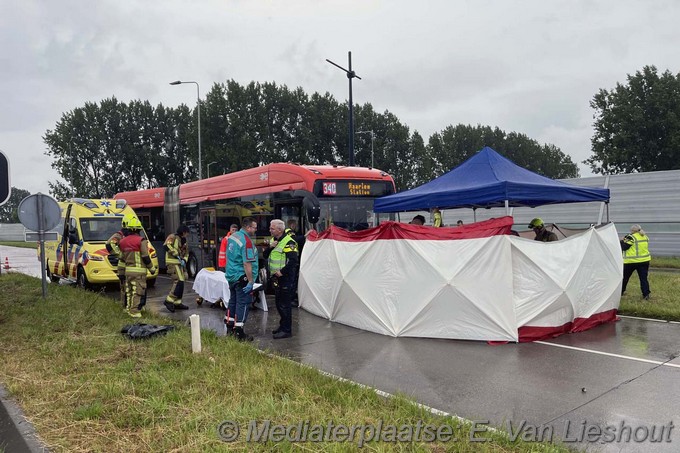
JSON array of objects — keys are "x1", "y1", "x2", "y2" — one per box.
[{"x1": 374, "y1": 147, "x2": 610, "y2": 220}]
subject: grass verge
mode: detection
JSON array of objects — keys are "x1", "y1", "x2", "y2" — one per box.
[
  {"x1": 0, "y1": 241, "x2": 37, "y2": 249},
  {"x1": 651, "y1": 256, "x2": 680, "y2": 269},
  {"x1": 618, "y1": 271, "x2": 680, "y2": 321},
  {"x1": 0, "y1": 274, "x2": 567, "y2": 452}
]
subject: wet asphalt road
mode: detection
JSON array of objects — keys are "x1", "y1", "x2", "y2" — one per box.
[{"x1": 2, "y1": 244, "x2": 680, "y2": 452}]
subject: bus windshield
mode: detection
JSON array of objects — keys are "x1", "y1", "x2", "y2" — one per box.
[
  {"x1": 316, "y1": 199, "x2": 376, "y2": 232},
  {"x1": 79, "y1": 217, "x2": 147, "y2": 242}
]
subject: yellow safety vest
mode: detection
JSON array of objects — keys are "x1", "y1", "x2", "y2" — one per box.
[
  {"x1": 623, "y1": 232, "x2": 651, "y2": 264},
  {"x1": 268, "y1": 235, "x2": 296, "y2": 274}
]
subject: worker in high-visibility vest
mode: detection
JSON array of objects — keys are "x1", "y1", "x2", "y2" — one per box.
[
  {"x1": 217, "y1": 224, "x2": 239, "y2": 271},
  {"x1": 621, "y1": 224, "x2": 652, "y2": 300},
  {"x1": 164, "y1": 225, "x2": 190, "y2": 312},
  {"x1": 265, "y1": 219, "x2": 299, "y2": 339},
  {"x1": 119, "y1": 217, "x2": 156, "y2": 317},
  {"x1": 433, "y1": 208, "x2": 442, "y2": 227},
  {"x1": 106, "y1": 213, "x2": 134, "y2": 308}
]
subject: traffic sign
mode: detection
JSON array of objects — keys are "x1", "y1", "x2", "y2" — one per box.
[
  {"x1": 17, "y1": 193, "x2": 62, "y2": 299},
  {"x1": 0, "y1": 149, "x2": 9, "y2": 206},
  {"x1": 26, "y1": 231, "x2": 59, "y2": 242},
  {"x1": 18, "y1": 193, "x2": 61, "y2": 232}
]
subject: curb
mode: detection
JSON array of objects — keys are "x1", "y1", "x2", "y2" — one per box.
[{"x1": 0, "y1": 385, "x2": 49, "y2": 452}]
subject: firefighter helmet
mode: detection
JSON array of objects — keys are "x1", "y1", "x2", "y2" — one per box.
[
  {"x1": 126, "y1": 216, "x2": 143, "y2": 230},
  {"x1": 528, "y1": 218, "x2": 544, "y2": 229},
  {"x1": 121, "y1": 213, "x2": 136, "y2": 229}
]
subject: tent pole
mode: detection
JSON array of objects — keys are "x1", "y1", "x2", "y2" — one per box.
[
  {"x1": 473, "y1": 208, "x2": 477, "y2": 222},
  {"x1": 505, "y1": 200, "x2": 509, "y2": 215}
]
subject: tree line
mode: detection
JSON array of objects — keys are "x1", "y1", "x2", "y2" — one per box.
[
  {"x1": 4, "y1": 64, "x2": 679, "y2": 223},
  {"x1": 42, "y1": 80, "x2": 579, "y2": 199}
]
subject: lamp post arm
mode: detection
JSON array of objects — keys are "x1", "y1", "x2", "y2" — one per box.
[{"x1": 170, "y1": 80, "x2": 202, "y2": 180}]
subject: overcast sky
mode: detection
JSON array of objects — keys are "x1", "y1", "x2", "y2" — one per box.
[{"x1": 2, "y1": 0, "x2": 680, "y2": 195}]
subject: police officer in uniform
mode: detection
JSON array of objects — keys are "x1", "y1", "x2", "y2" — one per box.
[
  {"x1": 164, "y1": 225, "x2": 190, "y2": 312},
  {"x1": 621, "y1": 224, "x2": 652, "y2": 300},
  {"x1": 265, "y1": 219, "x2": 299, "y2": 339},
  {"x1": 119, "y1": 217, "x2": 156, "y2": 317}
]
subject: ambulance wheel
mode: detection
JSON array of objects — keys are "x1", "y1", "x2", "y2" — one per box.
[
  {"x1": 46, "y1": 261, "x2": 60, "y2": 283},
  {"x1": 77, "y1": 266, "x2": 91, "y2": 290}
]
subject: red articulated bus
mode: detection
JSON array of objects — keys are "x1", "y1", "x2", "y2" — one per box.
[{"x1": 114, "y1": 163, "x2": 395, "y2": 279}]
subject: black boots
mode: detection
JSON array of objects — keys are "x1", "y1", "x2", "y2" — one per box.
[{"x1": 233, "y1": 326, "x2": 253, "y2": 342}]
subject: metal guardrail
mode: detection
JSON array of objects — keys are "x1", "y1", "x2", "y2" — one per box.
[{"x1": 0, "y1": 224, "x2": 27, "y2": 241}]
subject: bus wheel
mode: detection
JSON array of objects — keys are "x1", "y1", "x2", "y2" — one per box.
[
  {"x1": 77, "y1": 266, "x2": 91, "y2": 290},
  {"x1": 46, "y1": 261, "x2": 60, "y2": 283},
  {"x1": 187, "y1": 254, "x2": 198, "y2": 279}
]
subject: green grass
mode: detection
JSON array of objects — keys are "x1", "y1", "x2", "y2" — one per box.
[
  {"x1": 618, "y1": 271, "x2": 680, "y2": 320},
  {"x1": 651, "y1": 256, "x2": 680, "y2": 269},
  {"x1": 0, "y1": 274, "x2": 568, "y2": 452},
  {"x1": 0, "y1": 241, "x2": 37, "y2": 249}
]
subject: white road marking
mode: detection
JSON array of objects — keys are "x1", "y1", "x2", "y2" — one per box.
[
  {"x1": 617, "y1": 314, "x2": 680, "y2": 325},
  {"x1": 535, "y1": 341, "x2": 680, "y2": 368}
]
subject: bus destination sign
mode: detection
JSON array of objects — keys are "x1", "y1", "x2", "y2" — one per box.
[{"x1": 316, "y1": 180, "x2": 393, "y2": 198}]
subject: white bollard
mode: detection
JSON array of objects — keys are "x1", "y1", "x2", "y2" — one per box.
[{"x1": 190, "y1": 314, "x2": 201, "y2": 353}]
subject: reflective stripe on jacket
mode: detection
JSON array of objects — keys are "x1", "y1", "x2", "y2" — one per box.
[
  {"x1": 164, "y1": 234, "x2": 186, "y2": 264},
  {"x1": 119, "y1": 234, "x2": 152, "y2": 275},
  {"x1": 106, "y1": 230, "x2": 127, "y2": 271},
  {"x1": 623, "y1": 232, "x2": 651, "y2": 264},
  {"x1": 217, "y1": 232, "x2": 233, "y2": 268},
  {"x1": 268, "y1": 234, "x2": 297, "y2": 274}
]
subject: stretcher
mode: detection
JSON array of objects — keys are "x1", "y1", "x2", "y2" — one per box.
[{"x1": 192, "y1": 268, "x2": 267, "y2": 311}]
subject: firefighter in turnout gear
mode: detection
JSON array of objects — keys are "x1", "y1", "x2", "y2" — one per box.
[
  {"x1": 164, "y1": 225, "x2": 190, "y2": 312},
  {"x1": 265, "y1": 219, "x2": 299, "y2": 339},
  {"x1": 528, "y1": 218, "x2": 558, "y2": 242},
  {"x1": 106, "y1": 213, "x2": 134, "y2": 308},
  {"x1": 119, "y1": 217, "x2": 156, "y2": 317}
]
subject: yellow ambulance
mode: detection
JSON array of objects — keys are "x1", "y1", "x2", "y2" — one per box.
[{"x1": 42, "y1": 198, "x2": 158, "y2": 289}]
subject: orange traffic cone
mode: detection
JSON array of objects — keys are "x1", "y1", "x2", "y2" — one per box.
[{"x1": 3, "y1": 257, "x2": 9, "y2": 270}]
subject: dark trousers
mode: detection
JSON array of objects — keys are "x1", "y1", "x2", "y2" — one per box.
[
  {"x1": 227, "y1": 280, "x2": 251, "y2": 326},
  {"x1": 622, "y1": 261, "x2": 650, "y2": 297},
  {"x1": 275, "y1": 284, "x2": 293, "y2": 333}
]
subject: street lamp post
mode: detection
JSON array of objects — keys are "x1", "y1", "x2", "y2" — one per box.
[
  {"x1": 207, "y1": 161, "x2": 218, "y2": 178},
  {"x1": 326, "y1": 51, "x2": 361, "y2": 166},
  {"x1": 356, "y1": 131, "x2": 375, "y2": 168},
  {"x1": 170, "y1": 80, "x2": 202, "y2": 179},
  {"x1": 68, "y1": 140, "x2": 75, "y2": 197}
]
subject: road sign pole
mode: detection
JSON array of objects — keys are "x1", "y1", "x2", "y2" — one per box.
[
  {"x1": 38, "y1": 193, "x2": 48, "y2": 298},
  {"x1": 18, "y1": 192, "x2": 61, "y2": 299}
]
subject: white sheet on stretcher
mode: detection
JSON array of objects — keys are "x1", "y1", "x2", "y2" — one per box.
[{"x1": 192, "y1": 268, "x2": 267, "y2": 311}]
